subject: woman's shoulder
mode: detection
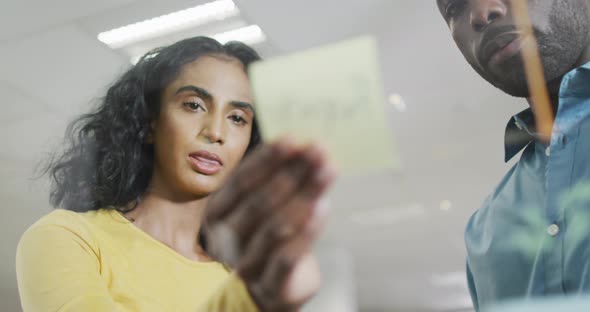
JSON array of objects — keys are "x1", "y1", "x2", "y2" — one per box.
[
  {"x1": 18, "y1": 209, "x2": 110, "y2": 251},
  {"x1": 16, "y1": 209, "x2": 110, "y2": 295},
  {"x1": 27, "y1": 209, "x2": 96, "y2": 232},
  {"x1": 32, "y1": 208, "x2": 83, "y2": 224},
  {"x1": 29, "y1": 208, "x2": 116, "y2": 228}
]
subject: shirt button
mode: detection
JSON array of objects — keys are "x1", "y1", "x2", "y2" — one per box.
[
  {"x1": 547, "y1": 224, "x2": 560, "y2": 236},
  {"x1": 545, "y1": 147, "x2": 551, "y2": 157}
]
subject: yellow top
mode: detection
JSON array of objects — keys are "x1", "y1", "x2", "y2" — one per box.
[{"x1": 16, "y1": 208, "x2": 259, "y2": 312}]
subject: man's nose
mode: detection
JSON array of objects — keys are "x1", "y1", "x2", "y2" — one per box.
[{"x1": 470, "y1": 0, "x2": 507, "y2": 32}]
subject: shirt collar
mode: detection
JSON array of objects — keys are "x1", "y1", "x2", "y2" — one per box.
[
  {"x1": 503, "y1": 60, "x2": 590, "y2": 162},
  {"x1": 559, "y1": 60, "x2": 590, "y2": 99},
  {"x1": 504, "y1": 108, "x2": 536, "y2": 162}
]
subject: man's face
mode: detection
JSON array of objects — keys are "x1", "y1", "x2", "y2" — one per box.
[{"x1": 437, "y1": 0, "x2": 590, "y2": 97}]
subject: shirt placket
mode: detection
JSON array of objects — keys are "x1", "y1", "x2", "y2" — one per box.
[{"x1": 543, "y1": 125, "x2": 574, "y2": 294}]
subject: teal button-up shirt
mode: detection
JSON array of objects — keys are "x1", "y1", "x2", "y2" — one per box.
[{"x1": 465, "y1": 62, "x2": 590, "y2": 311}]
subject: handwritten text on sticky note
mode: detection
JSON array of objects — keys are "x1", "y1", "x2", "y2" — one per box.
[{"x1": 249, "y1": 36, "x2": 399, "y2": 174}]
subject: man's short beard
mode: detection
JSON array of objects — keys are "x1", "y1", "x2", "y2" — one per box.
[{"x1": 477, "y1": 0, "x2": 590, "y2": 98}]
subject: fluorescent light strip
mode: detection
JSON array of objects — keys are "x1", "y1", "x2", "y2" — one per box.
[
  {"x1": 213, "y1": 25, "x2": 266, "y2": 45},
  {"x1": 98, "y1": 0, "x2": 239, "y2": 49},
  {"x1": 348, "y1": 204, "x2": 426, "y2": 227},
  {"x1": 130, "y1": 25, "x2": 266, "y2": 64}
]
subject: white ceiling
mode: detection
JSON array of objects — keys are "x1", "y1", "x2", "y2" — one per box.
[{"x1": 0, "y1": 1, "x2": 527, "y2": 311}]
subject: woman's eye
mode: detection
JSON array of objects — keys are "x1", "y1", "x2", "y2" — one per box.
[
  {"x1": 184, "y1": 102, "x2": 205, "y2": 112},
  {"x1": 229, "y1": 115, "x2": 247, "y2": 125}
]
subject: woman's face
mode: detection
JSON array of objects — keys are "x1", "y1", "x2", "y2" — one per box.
[{"x1": 150, "y1": 55, "x2": 255, "y2": 199}]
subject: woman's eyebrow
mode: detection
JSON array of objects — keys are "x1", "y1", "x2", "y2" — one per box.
[
  {"x1": 229, "y1": 101, "x2": 255, "y2": 114},
  {"x1": 175, "y1": 85, "x2": 213, "y2": 101}
]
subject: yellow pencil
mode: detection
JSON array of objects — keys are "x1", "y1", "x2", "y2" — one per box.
[{"x1": 510, "y1": 1, "x2": 555, "y2": 142}]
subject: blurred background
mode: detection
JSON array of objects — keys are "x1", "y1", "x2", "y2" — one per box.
[{"x1": 0, "y1": 0, "x2": 526, "y2": 311}]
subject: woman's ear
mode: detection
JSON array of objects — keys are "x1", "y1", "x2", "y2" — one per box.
[{"x1": 145, "y1": 121, "x2": 156, "y2": 144}]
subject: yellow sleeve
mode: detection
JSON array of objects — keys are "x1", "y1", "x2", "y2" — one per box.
[
  {"x1": 197, "y1": 274, "x2": 260, "y2": 312},
  {"x1": 16, "y1": 221, "x2": 117, "y2": 312}
]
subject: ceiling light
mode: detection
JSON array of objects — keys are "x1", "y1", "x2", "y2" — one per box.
[
  {"x1": 213, "y1": 25, "x2": 266, "y2": 45},
  {"x1": 98, "y1": 0, "x2": 239, "y2": 49},
  {"x1": 129, "y1": 24, "x2": 266, "y2": 64},
  {"x1": 348, "y1": 203, "x2": 425, "y2": 227},
  {"x1": 440, "y1": 200, "x2": 453, "y2": 211},
  {"x1": 388, "y1": 93, "x2": 407, "y2": 112}
]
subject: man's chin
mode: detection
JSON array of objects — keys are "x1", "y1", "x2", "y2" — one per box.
[
  {"x1": 485, "y1": 70, "x2": 530, "y2": 98},
  {"x1": 479, "y1": 57, "x2": 530, "y2": 96},
  {"x1": 495, "y1": 82, "x2": 530, "y2": 98}
]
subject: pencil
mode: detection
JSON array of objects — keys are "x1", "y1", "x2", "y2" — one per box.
[{"x1": 510, "y1": 1, "x2": 555, "y2": 142}]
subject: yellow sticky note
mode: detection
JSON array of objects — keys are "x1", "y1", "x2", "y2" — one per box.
[{"x1": 249, "y1": 36, "x2": 399, "y2": 174}]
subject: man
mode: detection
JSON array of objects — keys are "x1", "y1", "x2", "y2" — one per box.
[{"x1": 436, "y1": 0, "x2": 590, "y2": 310}]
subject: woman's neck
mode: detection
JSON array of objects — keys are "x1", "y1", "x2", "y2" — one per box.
[{"x1": 124, "y1": 191, "x2": 211, "y2": 262}]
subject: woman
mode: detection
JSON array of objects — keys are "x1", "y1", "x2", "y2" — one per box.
[{"x1": 16, "y1": 37, "x2": 335, "y2": 312}]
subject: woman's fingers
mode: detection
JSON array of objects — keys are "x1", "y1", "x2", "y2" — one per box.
[
  {"x1": 203, "y1": 140, "x2": 336, "y2": 311},
  {"x1": 241, "y1": 163, "x2": 334, "y2": 310},
  {"x1": 236, "y1": 168, "x2": 334, "y2": 280},
  {"x1": 206, "y1": 138, "x2": 299, "y2": 222},
  {"x1": 226, "y1": 143, "x2": 328, "y2": 245},
  {"x1": 248, "y1": 236, "x2": 321, "y2": 312},
  {"x1": 206, "y1": 154, "x2": 311, "y2": 266},
  {"x1": 280, "y1": 252, "x2": 321, "y2": 305}
]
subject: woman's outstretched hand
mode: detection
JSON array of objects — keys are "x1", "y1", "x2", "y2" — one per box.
[{"x1": 204, "y1": 138, "x2": 336, "y2": 311}]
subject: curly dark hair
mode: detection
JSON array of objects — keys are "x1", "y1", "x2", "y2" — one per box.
[{"x1": 46, "y1": 36, "x2": 262, "y2": 212}]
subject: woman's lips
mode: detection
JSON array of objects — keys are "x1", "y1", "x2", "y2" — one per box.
[{"x1": 188, "y1": 151, "x2": 223, "y2": 175}]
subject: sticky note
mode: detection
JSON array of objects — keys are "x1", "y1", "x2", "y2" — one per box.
[{"x1": 249, "y1": 36, "x2": 399, "y2": 174}]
